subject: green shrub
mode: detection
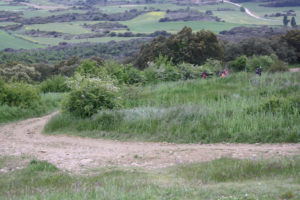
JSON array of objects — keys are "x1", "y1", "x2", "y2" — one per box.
[
  {"x1": 122, "y1": 65, "x2": 145, "y2": 85},
  {"x1": 177, "y1": 63, "x2": 203, "y2": 80},
  {"x1": 0, "y1": 64, "x2": 41, "y2": 83},
  {"x1": 246, "y1": 55, "x2": 274, "y2": 72},
  {"x1": 75, "y1": 60, "x2": 105, "y2": 77},
  {"x1": 230, "y1": 55, "x2": 247, "y2": 72},
  {"x1": 146, "y1": 55, "x2": 181, "y2": 82},
  {"x1": 0, "y1": 81, "x2": 41, "y2": 108},
  {"x1": 201, "y1": 59, "x2": 223, "y2": 74},
  {"x1": 63, "y1": 74, "x2": 122, "y2": 118},
  {"x1": 40, "y1": 75, "x2": 69, "y2": 93},
  {"x1": 269, "y1": 59, "x2": 289, "y2": 73}
]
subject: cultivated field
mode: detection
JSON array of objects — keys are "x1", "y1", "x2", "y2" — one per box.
[{"x1": 1, "y1": 0, "x2": 300, "y2": 50}]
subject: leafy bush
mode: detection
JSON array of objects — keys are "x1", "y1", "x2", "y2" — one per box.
[
  {"x1": 0, "y1": 81, "x2": 41, "y2": 108},
  {"x1": 122, "y1": 65, "x2": 145, "y2": 85},
  {"x1": 0, "y1": 64, "x2": 41, "y2": 83},
  {"x1": 75, "y1": 60, "x2": 104, "y2": 77},
  {"x1": 229, "y1": 55, "x2": 247, "y2": 71},
  {"x1": 40, "y1": 75, "x2": 69, "y2": 93},
  {"x1": 246, "y1": 55, "x2": 274, "y2": 72},
  {"x1": 269, "y1": 59, "x2": 289, "y2": 73},
  {"x1": 63, "y1": 74, "x2": 122, "y2": 118},
  {"x1": 177, "y1": 63, "x2": 203, "y2": 80},
  {"x1": 146, "y1": 55, "x2": 181, "y2": 82}
]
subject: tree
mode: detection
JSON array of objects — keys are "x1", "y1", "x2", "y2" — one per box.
[
  {"x1": 283, "y1": 15, "x2": 290, "y2": 26},
  {"x1": 240, "y1": 7, "x2": 245, "y2": 12},
  {"x1": 134, "y1": 27, "x2": 224, "y2": 69},
  {"x1": 291, "y1": 16, "x2": 297, "y2": 28}
]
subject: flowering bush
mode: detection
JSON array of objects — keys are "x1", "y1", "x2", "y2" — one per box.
[{"x1": 63, "y1": 74, "x2": 122, "y2": 118}]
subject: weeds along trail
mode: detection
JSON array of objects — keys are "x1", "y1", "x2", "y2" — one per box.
[{"x1": 0, "y1": 112, "x2": 299, "y2": 173}]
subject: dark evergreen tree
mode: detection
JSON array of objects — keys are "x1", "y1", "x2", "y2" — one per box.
[
  {"x1": 291, "y1": 17, "x2": 297, "y2": 28},
  {"x1": 283, "y1": 15, "x2": 290, "y2": 26}
]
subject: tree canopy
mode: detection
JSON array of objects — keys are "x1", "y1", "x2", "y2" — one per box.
[{"x1": 134, "y1": 27, "x2": 224, "y2": 69}]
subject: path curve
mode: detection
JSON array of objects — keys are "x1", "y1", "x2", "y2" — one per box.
[
  {"x1": 1, "y1": 113, "x2": 299, "y2": 173},
  {"x1": 223, "y1": 0, "x2": 278, "y2": 21}
]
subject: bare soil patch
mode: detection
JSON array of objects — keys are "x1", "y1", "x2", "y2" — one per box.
[
  {"x1": 290, "y1": 68, "x2": 300, "y2": 73},
  {"x1": 0, "y1": 112, "x2": 299, "y2": 173}
]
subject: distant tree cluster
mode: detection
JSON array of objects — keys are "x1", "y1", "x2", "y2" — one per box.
[
  {"x1": 134, "y1": 27, "x2": 224, "y2": 69},
  {"x1": 283, "y1": 15, "x2": 297, "y2": 27}
]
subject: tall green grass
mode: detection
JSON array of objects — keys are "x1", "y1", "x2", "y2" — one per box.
[
  {"x1": 0, "y1": 93, "x2": 63, "y2": 124},
  {"x1": 0, "y1": 157, "x2": 299, "y2": 199},
  {"x1": 45, "y1": 72, "x2": 300, "y2": 143}
]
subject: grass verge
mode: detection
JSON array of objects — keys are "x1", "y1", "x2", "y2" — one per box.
[
  {"x1": 0, "y1": 93, "x2": 63, "y2": 124},
  {"x1": 0, "y1": 157, "x2": 299, "y2": 199}
]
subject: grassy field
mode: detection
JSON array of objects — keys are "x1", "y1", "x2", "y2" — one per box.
[
  {"x1": 0, "y1": 93, "x2": 62, "y2": 124},
  {"x1": 17, "y1": 35, "x2": 142, "y2": 46},
  {"x1": 45, "y1": 72, "x2": 300, "y2": 144},
  {"x1": 0, "y1": 1, "x2": 300, "y2": 50},
  {"x1": 122, "y1": 11, "x2": 242, "y2": 33},
  {"x1": 24, "y1": 22, "x2": 95, "y2": 34},
  {"x1": 0, "y1": 156, "x2": 299, "y2": 199},
  {"x1": 0, "y1": 30, "x2": 42, "y2": 50}
]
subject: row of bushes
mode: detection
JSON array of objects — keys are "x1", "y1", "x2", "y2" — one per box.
[{"x1": 229, "y1": 54, "x2": 289, "y2": 72}]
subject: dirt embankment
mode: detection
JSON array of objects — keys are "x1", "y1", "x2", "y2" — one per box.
[{"x1": 0, "y1": 113, "x2": 299, "y2": 173}]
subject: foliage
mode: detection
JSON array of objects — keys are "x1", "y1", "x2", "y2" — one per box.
[
  {"x1": 291, "y1": 16, "x2": 297, "y2": 28},
  {"x1": 224, "y1": 35, "x2": 298, "y2": 64},
  {"x1": 269, "y1": 59, "x2": 289, "y2": 73},
  {"x1": 283, "y1": 30, "x2": 300, "y2": 62},
  {"x1": 46, "y1": 72, "x2": 300, "y2": 143},
  {"x1": 0, "y1": 63, "x2": 41, "y2": 83},
  {"x1": 0, "y1": 93, "x2": 62, "y2": 124},
  {"x1": 134, "y1": 26, "x2": 224, "y2": 69},
  {"x1": 283, "y1": 15, "x2": 290, "y2": 26},
  {"x1": 75, "y1": 60, "x2": 104, "y2": 77},
  {"x1": 0, "y1": 81, "x2": 41, "y2": 108},
  {"x1": 40, "y1": 75, "x2": 70, "y2": 93},
  {"x1": 229, "y1": 55, "x2": 247, "y2": 71},
  {"x1": 246, "y1": 55, "x2": 274, "y2": 72},
  {"x1": 63, "y1": 74, "x2": 121, "y2": 118}
]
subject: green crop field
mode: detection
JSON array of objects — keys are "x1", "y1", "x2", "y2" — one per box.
[
  {"x1": 0, "y1": 30, "x2": 42, "y2": 50},
  {"x1": 17, "y1": 35, "x2": 142, "y2": 46},
  {"x1": 122, "y1": 11, "x2": 243, "y2": 33},
  {"x1": 25, "y1": 22, "x2": 95, "y2": 35},
  {"x1": 1, "y1": 0, "x2": 300, "y2": 50}
]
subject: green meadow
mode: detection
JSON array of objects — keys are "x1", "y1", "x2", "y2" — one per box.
[
  {"x1": 0, "y1": 30, "x2": 42, "y2": 50},
  {"x1": 0, "y1": 156, "x2": 299, "y2": 200}
]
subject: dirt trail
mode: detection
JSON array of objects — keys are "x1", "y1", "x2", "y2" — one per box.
[
  {"x1": 290, "y1": 68, "x2": 300, "y2": 73},
  {"x1": 223, "y1": 0, "x2": 278, "y2": 21},
  {"x1": 0, "y1": 113, "x2": 299, "y2": 173}
]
